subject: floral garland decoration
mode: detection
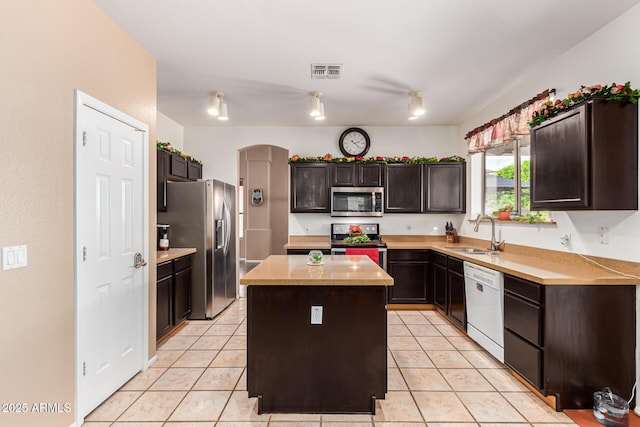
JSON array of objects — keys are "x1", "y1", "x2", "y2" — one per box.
[
  {"x1": 528, "y1": 82, "x2": 639, "y2": 127},
  {"x1": 157, "y1": 141, "x2": 202, "y2": 164},
  {"x1": 288, "y1": 154, "x2": 465, "y2": 164}
]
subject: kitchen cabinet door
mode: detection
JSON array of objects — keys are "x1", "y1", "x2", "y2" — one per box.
[
  {"x1": 187, "y1": 161, "x2": 202, "y2": 181},
  {"x1": 424, "y1": 163, "x2": 466, "y2": 213},
  {"x1": 156, "y1": 275, "x2": 173, "y2": 340},
  {"x1": 331, "y1": 163, "x2": 356, "y2": 186},
  {"x1": 447, "y1": 270, "x2": 465, "y2": 330},
  {"x1": 290, "y1": 163, "x2": 330, "y2": 212},
  {"x1": 357, "y1": 163, "x2": 384, "y2": 186},
  {"x1": 157, "y1": 149, "x2": 170, "y2": 212},
  {"x1": 173, "y1": 256, "x2": 192, "y2": 324},
  {"x1": 170, "y1": 154, "x2": 188, "y2": 179},
  {"x1": 386, "y1": 250, "x2": 431, "y2": 304},
  {"x1": 531, "y1": 99, "x2": 638, "y2": 210},
  {"x1": 384, "y1": 164, "x2": 423, "y2": 213},
  {"x1": 432, "y1": 263, "x2": 447, "y2": 310}
]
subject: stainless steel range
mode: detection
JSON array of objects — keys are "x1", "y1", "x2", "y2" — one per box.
[{"x1": 330, "y1": 223, "x2": 387, "y2": 270}]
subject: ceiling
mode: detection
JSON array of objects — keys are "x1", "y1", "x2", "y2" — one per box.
[{"x1": 92, "y1": 0, "x2": 640, "y2": 127}]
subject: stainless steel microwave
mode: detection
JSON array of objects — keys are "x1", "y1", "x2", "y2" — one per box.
[{"x1": 331, "y1": 187, "x2": 384, "y2": 217}]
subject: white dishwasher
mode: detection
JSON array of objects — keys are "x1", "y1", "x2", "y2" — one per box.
[{"x1": 464, "y1": 261, "x2": 504, "y2": 362}]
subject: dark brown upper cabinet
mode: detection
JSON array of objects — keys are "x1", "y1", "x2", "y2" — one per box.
[
  {"x1": 530, "y1": 99, "x2": 638, "y2": 210},
  {"x1": 384, "y1": 164, "x2": 423, "y2": 213},
  {"x1": 170, "y1": 154, "x2": 188, "y2": 179},
  {"x1": 290, "y1": 163, "x2": 331, "y2": 213},
  {"x1": 157, "y1": 149, "x2": 170, "y2": 212},
  {"x1": 330, "y1": 163, "x2": 384, "y2": 187},
  {"x1": 424, "y1": 163, "x2": 466, "y2": 213},
  {"x1": 331, "y1": 163, "x2": 356, "y2": 186}
]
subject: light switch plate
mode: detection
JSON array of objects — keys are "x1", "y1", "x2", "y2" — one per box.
[
  {"x1": 2, "y1": 245, "x2": 28, "y2": 270},
  {"x1": 311, "y1": 305, "x2": 323, "y2": 325}
]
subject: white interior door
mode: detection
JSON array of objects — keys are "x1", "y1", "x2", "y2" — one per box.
[{"x1": 75, "y1": 91, "x2": 149, "y2": 420}]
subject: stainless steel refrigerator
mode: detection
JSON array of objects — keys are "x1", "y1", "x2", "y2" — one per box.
[{"x1": 158, "y1": 179, "x2": 236, "y2": 319}]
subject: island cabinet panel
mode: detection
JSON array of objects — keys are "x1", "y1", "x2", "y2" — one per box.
[
  {"x1": 504, "y1": 274, "x2": 636, "y2": 410},
  {"x1": 424, "y1": 163, "x2": 466, "y2": 213},
  {"x1": 290, "y1": 163, "x2": 331, "y2": 212},
  {"x1": 386, "y1": 250, "x2": 432, "y2": 304},
  {"x1": 247, "y1": 285, "x2": 387, "y2": 413},
  {"x1": 384, "y1": 164, "x2": 423, "y2": 213},
  {"x1": 530, "y1": 99, "x2": 638, "y2": 210},
  {"x1": 331, "y1": 163, "x2": 356, "y2": 186}
]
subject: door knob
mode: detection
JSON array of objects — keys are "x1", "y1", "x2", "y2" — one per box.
[{"x1": 134, "y1": 252, "x2": 147, "y2": 269}]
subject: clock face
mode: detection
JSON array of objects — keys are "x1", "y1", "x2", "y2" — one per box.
[{"x1": 339, "y1": 128, "x2": 370, "y2": 157}]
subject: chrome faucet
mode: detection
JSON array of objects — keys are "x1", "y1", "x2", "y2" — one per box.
[{"x1": 474, "y1": 215, "x2": 505, "y2": 251}]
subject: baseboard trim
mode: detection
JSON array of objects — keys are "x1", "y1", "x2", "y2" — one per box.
[
  {"x1": 511, "y1": 370, "x2": 558, "y2": 410},
  {"x1": 386, "y1": 304, "x2": 436, "y2": 311}
]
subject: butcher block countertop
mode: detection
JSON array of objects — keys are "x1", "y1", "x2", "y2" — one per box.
[
  {"x1": 283, "y1": 235, "x2": 331, "y2": 250},
  {"x1": 382, "y1": 236, "x2": 638, "y2": 286},
  {"x1": 240, "y1": 255, "x2": 393, "y2": 286},
  {"x1": 156, "y1": 247, "x2": 197, "y2": 263}
]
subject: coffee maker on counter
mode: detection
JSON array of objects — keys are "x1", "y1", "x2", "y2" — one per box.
[{"x1": 157, "y1": 224, "x2": 170, "y2": 251}]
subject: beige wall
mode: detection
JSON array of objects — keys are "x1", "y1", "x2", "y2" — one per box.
[
  {"x1": 239, "y1": 146, "x2": 288, "y2": 261},
  {"x1": 0, "y1": 1, "x2": 156, "y2": 426}
]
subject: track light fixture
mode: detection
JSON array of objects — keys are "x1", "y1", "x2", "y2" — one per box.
[
  {"x1": 408, "y1": 91, "x2": 425, "y2": 119},
  {"x1": 208, "y1": 92, "x2": 222, "y2": 116},
  {"x1": 314, "y1": 102, "x2": 325, "y2": 121},
  {"x1": 207, "y1": 92, "x2": 229, "y2": 120},
  {"x1": 309, "y1": 91, "x2": 323, "y2": 117}
]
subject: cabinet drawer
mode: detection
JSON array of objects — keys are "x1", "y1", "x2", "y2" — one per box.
[
  {"x1": 174, "y1": 255, "x2": 193, "y2": 272},
  {"x1": 431, "y1": 251, "x2": 447, "y2": 267},
  {"x1": 447, "y1": 256, "x2": 464, "y2": 274},
  {"x1": 504, "y1": 329, "x2": 542, "y2": 390},
  {"x1": 505, "y1": 274, "x2": 542, "y2": 304},
  {"x1": 157, "y1": 261, "x2": 173, "y2": 279},
  {"x1": 388, "y1": 249, "x2": 430, "y2": 262},
  {"x1": 504, "y1": 293, "x2": 542, "y2": 346}
]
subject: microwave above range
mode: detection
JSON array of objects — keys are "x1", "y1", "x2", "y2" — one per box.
[{"x1": 331, "y1": 186, "x2": 384, "y2": 217}]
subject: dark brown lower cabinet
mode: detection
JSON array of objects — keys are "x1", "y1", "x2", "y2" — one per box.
[
  {"x1": 504, "y1": 274, "x2": 636, "y2": 410},
  {"x1": 446, "y1": 257, "x2": 465, "y2": 330},
  {"x1": 431, "y1": 252, "x2": 447, "y2": 310},
  {"x1": 156, "y1": 254, "x2": 193, "y2": 341},
  {"x1": 156, "y1": 270, "x2": 173, "y2": 340},
  {"x1": 386, "y1": 250, "x2": 431, "y2": 304}
]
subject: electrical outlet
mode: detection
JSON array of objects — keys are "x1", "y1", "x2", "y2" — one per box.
[
  {"x1": 560, "y1": 234, "x2": 571, "y2": 248},
  {"x1": 598, "y1": 226, "x2": 609, "y2": 244},
  {"x1": 310, "y1": 305, "x2": 323, "y2": 325}
]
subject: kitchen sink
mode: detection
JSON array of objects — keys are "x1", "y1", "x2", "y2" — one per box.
[{"x1": 448, "y1": 247, "x2": 499, "y2": 255}]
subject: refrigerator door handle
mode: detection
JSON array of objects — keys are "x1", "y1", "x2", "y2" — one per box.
[{"x1": 223, "y1": 197, "x2": 231, "y2": 255}]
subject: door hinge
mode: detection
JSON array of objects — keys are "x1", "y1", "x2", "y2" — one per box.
[
  {"x1": 82, "y1": 246, "x2": 87, "y2": 261},
  {"x1": 82, "y1": 131, "x2": 88, "y2": 146},
  {"x1": 83, "y1": 361, "x2": 87, "y2": 376}
]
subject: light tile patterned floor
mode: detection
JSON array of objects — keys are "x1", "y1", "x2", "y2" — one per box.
[{"x1": 83, "y1": 299, "x2": 578, "y2": 427}]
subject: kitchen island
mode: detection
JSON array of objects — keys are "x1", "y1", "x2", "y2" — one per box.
[{"x1": 240, "y1": 255, "x2": 394, "y2": 414}]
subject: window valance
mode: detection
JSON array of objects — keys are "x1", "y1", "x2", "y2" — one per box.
[{"x1": 465, "y1": 89, "x2": 553, "y2": 154}]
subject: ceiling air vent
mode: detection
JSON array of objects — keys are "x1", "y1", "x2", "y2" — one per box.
[{"x1": 311, "y1": 64, "x2": 343, "y2": 79}]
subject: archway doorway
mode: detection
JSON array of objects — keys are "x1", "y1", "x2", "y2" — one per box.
[{"x1": 238, "y1": 145, "x2": 289, "y2": 266}]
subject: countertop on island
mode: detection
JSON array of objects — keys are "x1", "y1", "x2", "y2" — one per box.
[
  {"x1": 156, "y1": 247, "x2": 197, "y2": 263},
  {"x1": 240, "y1": 255, "x2": 393, "y2": 286}
]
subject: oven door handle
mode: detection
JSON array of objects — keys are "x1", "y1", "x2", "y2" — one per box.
[{"x1": 330, "y1": 248, "x2": 346, "y2": 255}]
